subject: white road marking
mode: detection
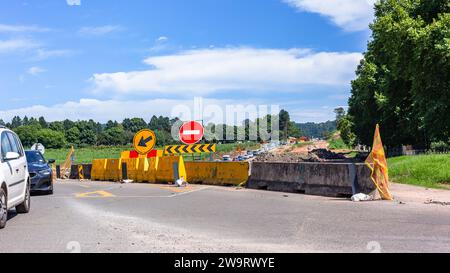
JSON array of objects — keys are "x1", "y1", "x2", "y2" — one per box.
[{"x1": 182, "y1": 130, "x2": 200, "y2": 135}]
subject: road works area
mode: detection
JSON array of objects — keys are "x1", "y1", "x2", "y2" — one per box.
[{"x1": 1, "y1": 180, "x2": 449, "y2": 253}]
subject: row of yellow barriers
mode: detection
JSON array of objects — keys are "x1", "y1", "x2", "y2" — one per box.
[{"x1": 91, "y1": 157, "x2": 249, "y2": 186}]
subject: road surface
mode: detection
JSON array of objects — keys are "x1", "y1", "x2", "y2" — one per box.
[{"x1": 1, "y1": 180, "x2": 449, "y2": 253}]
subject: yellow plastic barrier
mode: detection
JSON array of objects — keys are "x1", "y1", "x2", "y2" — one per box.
[
  {"x1": 91, "y1": 159, "x2": 107, "y2": 181},
  {"x1": 121, "y1": 158, "x2": 140, "y2": 181},
  {"x1": 184, "y1": 162, "x2": 249, "y2": 186},
  {"x1": 156, "y1": 156, "x2": 186, "y2": 184},
  {"x1": 104, "y1": 158, "x2": 122, "y2": 182},
  {"x1": 136, "y1": 158, "x2": 149, "y2": 182},
  {"x1": 144, "y1": 157, "x2": 159, "y2": 183}
]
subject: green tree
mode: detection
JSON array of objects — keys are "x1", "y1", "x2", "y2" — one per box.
[
  {"x1": 123, "y1": 118, "x2": 148, "y2": 133},
  {"x1": 348, "y1": 0, "x2": 450, "y2": 148},
  {"x1": 38, "y1": 116, "x2": 48, "y2": 128},
  {"x1": 65, "y1": 127, "x2": 81, "y2": 145},
  {"x1": 334, "y1": 107, "x2": 345, "y2": 122},
  {"x1": 11, "y1": 116, "x2": 22, "y2": 128},
  {"x1": 337, "y1": 115, "x2": 356, "y2": 147},
  {"x1": 13, "y1": 126, "x2": 40, "y2": 147},
  {"x1": 36, "y1": 129, "x2": 66, "y2": 148},
  {"x1": 98, "y1": 126, "x2": 126, "y2": 146},
  {"x1": 279, "y1": 110, "x2": 290, "y2": 140},
  {"x1": 288, "y1": 121, "x2": 302, "y2": 138},
  {"x1": 49, "y1": 121, "x2": 64, "y2": 132}
]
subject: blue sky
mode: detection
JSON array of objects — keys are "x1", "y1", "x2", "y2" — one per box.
[{"x1": 0, "y1": 0, "x2": 375, "y2": 123}]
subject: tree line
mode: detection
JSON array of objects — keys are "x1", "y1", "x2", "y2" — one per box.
[
  {"x1": 340, "y1": 0, "x2": 449, "y2": 149},
  {"x1": 0, "y1": 109, "x2": 301, "y2": 149}
]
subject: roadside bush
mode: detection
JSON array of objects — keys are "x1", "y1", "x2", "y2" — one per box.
[
  {"x1": 13, "y1": 125, "x2": 40, "y2": 147},
  {"x1": 37, "y1": 129, "x2": 66, "y2": 149},
  {"x1": 431, "y1": 141, "x2": 449, "y2": 153}
]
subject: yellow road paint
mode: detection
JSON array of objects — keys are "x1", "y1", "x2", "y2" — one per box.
[
  {"x1": 75, "y1": 190, "x2": 115, "y2": 198},
  {"x1": 156, "y1": 185, "x2": 194, "y2": 193},
  {"x1": 79, "y1": 184, "x2": 91, "y2": 189}
]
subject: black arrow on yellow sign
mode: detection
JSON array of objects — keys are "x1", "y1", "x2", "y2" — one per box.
[
  {"x1": 138, "y1": 135, "x2": 153, "y2": 147},
  {"x1": 164, "y1": 144, "x2": 216, "y2": 155}
]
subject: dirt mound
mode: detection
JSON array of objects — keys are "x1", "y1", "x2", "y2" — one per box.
[
  {"x1": 310, "y1": 149, "x2": 347, "y2": 160},
  {"x1": 254, "y1": 152, "x2": 320, "y2": 163}
]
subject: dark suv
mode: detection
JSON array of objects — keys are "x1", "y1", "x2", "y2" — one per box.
[{"x1": 25, "y1": 151, "x2": 55, "y2": 195}]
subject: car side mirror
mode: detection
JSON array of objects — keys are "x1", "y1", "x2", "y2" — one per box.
[
  {"x1": 4, "y1": 152, "x2": 20, "y2": 161},
  {"x1": 48, "y1": 159, "x2": 56, "y2": 164}
]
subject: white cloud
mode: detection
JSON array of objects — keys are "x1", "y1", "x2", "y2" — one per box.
[
  {"x1": 27, "y1": 66, "x2": 46, "y2": 75},
  {"x1": 91, "y1": 47, "x2": 362, "y2": 96},
  {"x1": 283, "y1": 0, "x2": 376, "y2": 31},
  {"x1": 0, "y1": 98, "x2": 252, "y2": 123},
  {"x1": 157, "y1": 36, "x2": 168, "y2": 42},
  {"x1": 66, "y1": 0, "x2": 81, "y2": 6},
  {"x1": 0, "y1": 24, "x2": 51, "y2": 33},
  {"x1": 32, "y1": 49, "x2": 74, "y2": 61},
  {"x1": 78, "y1": 25, "x2": 124, "y2": 36},
  {"x1": 0, "y1": 39, "x2": 39, "y2": 53},
  {"x1": 290, "y1": 109, "x2": 335, "y2": 123}
]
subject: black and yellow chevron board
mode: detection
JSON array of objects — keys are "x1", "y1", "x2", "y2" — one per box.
[{"x1": 164, "y1": 144, "x2": 216, "y2": 155}]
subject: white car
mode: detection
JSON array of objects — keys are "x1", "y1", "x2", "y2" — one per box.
[{"x1": 0, "y1": 126, "x2": 31, "y2": 229}]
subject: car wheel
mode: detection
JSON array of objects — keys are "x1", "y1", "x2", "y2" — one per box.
[
  {"x1": 0, "y1": 188, "x2": 7, "y2": 229},
  {"x1": 16, "y1": 182, "x2": 30, "y2": 214}
]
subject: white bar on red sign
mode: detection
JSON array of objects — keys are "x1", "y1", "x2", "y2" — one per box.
[{"x1": 182, "y1": 130, "x2": 201, "y2": 135}]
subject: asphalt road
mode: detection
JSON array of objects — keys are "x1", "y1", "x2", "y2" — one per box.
[{"x1": 1, "y1": 180, "x2": 449, "y2": 253}]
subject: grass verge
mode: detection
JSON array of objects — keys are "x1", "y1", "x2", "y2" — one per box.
[{"x1": 388, "y1": 154, "x2": 450, "y2": 189}]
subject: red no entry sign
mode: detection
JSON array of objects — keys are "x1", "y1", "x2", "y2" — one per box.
[{"x1": 179, "y1": 121, "x2": 204, "y2": 145}]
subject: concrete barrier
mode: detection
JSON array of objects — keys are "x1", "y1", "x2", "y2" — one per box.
[
  {"x1": 185, "y1": 162, "x2": 249, "y2": 186},
  {"x1": 247, "y1": 162, "x2": 377, "y2": 197}
]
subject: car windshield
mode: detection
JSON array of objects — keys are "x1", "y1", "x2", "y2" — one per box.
[{"x1": 25, "y1": 151, "x2": 46, "y2": 164}]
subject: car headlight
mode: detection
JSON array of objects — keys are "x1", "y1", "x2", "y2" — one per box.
[{"x1": 38, "y1": 170, "x2": 51, "y2": 176}]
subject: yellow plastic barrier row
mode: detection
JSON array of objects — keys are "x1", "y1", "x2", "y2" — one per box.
[
  {"x1": 91, "y1": 157, "x2": 248, "y2": 186},
  {"x1": 91, "y1": 156, "x2": 186, "y2": 184},
  {"x1": 184, "y1": 162, "x2": 249, "y2": 186}
]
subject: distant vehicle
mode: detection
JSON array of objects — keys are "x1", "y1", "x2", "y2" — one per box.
[
  {"x1": 25, "y1": 150, "x2": 55, "y2": 195},
  {"x1": 0, "y1": 126, "x2": 31, "y2": 229},
  {"x1": 236, "y1": 155, "x2": 244, "y2": 161},
  {"x1": 246, "y1": 151, "x2": 254, "y2": 157},
  {"x1": 222, "y1": 155, "x2": 232, "y2": 162},
  {"x1": 253, "y1": 150, "x2": 261, "y2": 156}
]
